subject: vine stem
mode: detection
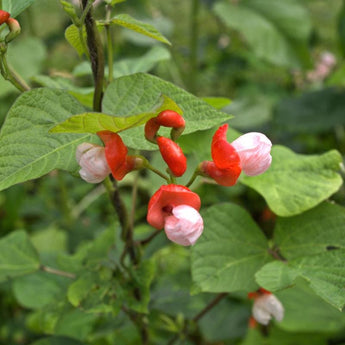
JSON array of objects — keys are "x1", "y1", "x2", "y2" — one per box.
[
  {"x1": 189, "y1": 0, "x2": 200, "y2": 93},
  {"x1": 167, "y1": 293, "x2": 228, "y2": 345},
  {"x1": 82, "y1": 0, "x2": 105, "y2": 112},
  {"x1": 185, "y1": 168, "x2": 200, "y2": 188},
  {"x1": 41, "y1": 265, "x2": 76, "y2": 279}
]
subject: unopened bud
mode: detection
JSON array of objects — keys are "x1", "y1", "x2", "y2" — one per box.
[{"x1": 5, "y1": 18, "x2": 21, "y2": 43}]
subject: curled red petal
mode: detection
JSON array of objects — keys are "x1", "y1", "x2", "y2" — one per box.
[
  {"x1": 211, "y1": 124, "x2": 241, "y2": 170},
  {"x1": 0, "y1": 10, "x2": 10, "y2": 26},
  {"x1": 156, "y1": 110, "x2": 185, "y2": 129},
  {"x1": 144, "y1": 118, "x2": 160, "y2": 143},
  {"x1": 157, "y1": 136, "x2": 187, "y2": 177},
  {"x1": 98, "y1": 131, "x2": 128, "y2": 180},
  {"x1": 200, "y1": 161, "x2": 241, "y2": 186},
  {"x1": 147, "y1": 185, "x2": 201, "y2": 230}
]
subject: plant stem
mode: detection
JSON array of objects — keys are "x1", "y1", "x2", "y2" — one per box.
[
  {"x1": 139, "y1": 229, "x2": 161, "y2": 245},
  {"x1": 185, "y1": 168, "x2": 200, "y2": 188},
  {"x1": 0, "y1": 46, "x2": 30, "y2": 92},
  {"x1": 105, "y1": 4, "x2": 114, "y2": 84},
  {"x1": 82, "y1": 0, "x2": 105, "y2": 112},
  {"x1": 167, "y1": 293, "x2": 228, "y2": 345},
  {"x1": 41, "y1": 265, "x2": 76, "y2": 279},
  {"x1": 189, "y1": 0, "x2": 200, "y2": 93},
  {"x1": 145, "y1": 162, "x2": 170, "y2": 182}
]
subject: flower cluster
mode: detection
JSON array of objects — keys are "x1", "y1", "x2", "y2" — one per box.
[
  {"x1": 76, "y1": 109, "x2": 272, "y2": 246},
  {"x1": 248, "y1": 288, "x2": 284, "y2": 326}
]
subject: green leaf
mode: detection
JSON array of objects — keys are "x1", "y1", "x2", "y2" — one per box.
[
  {"x1": 0, "y1": 37, "x2": 46, "y2": 97},
  {"x1": 30, "y1": 337, "x2": 84, "y2": 345},
  {"x1": 50, "y1": 94, "x2": 182, "y2": 134},
  {"x1": 191, "y1": 203, "x2": 271, "y2": 293},
  {"x1": 64, "y1": 24, "x2": 87, "y2": 57},
  {"x1": 256, "y1": 251, "x2": 345, "y2": 310},
  {"x1": 13, "y1": 272, "x2": 68, "y2": 309},
  {"x1": 275, "y1": 202, "x2": 345, "y2": 260},
  {"x1": 0, "y1": 88, "x2": 94, "y2": 192},
  {"x1": 54, "y1": 309, "x2": 97, "y2": 341},
  {"x1": 112, "y1": 45, "x2": 171, "y2": 79},
  {"x1": 213, "y1": 0, "x2": 311, "y2": 67},
  {"x1": 241, "y1": 146, "x2": 343, "y2": 217},
  {"x1": 276, "y1": 280, "x2": 345, "y2": 332},
  {"x1": 101, "y1": 14, "x2": 171, "y2": 45},
  {"x1": 1, "y1": 0, "x2": 35, "y2": 17},
  {"x1": 275, "y1": 88, "x2": 345, "y2": 133},
  {"x1": 102, "y1": 73, "x2": 233, "y2": 150},
  {"x1": 0, "y1": 231, "x2": 39, "y2": 282},
  {"x1": 202, "y1": 97, "x2": 232, "y2": 110}
]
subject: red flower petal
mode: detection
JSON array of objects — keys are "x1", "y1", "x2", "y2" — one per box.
[
  {"x1": 147, "y1": 185, "x2": 201, "y2": 229},
  {"x1": 211, "y1": 124, "x2": 241, "y2": 170}
]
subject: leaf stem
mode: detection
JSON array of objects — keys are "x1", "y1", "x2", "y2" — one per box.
[{"x1": 41, "y1": 265, "x2": 76, "y2": 279}]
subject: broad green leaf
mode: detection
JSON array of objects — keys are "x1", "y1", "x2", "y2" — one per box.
[
  {"x1": 241, "y1": 146, "x2": 343, "y2": 217},
  {"x1": 50, "y1": 94, "x2": 182, "y2": 134},
  {"x1": 256, "y1": 251, "x2": 345, "y2": 310},
  {"x1": 275, "y1": 88, "x2": 345, "y2": 133},
  {"x1": 0, "y1": 88, "x2": 94, "y2": 192},
  {"x1": 64, "y1": 24, "x2": 87, "y2": 57},
  {"x1": 0, "y1": 231, "x2": 39, "y2": 282},
  {"x1": 55, "y1": 309, "x2": 97, "y2": 341},
  {"x1": 102, "y1": 73, "x2": 233, "y2": 150},
  {"x1": 275, "y1": 202, "x2": 345, "y2": 260},
  {"x1": 1, "y1": 0, "x2": 35, "y2": 17},
  {"x1": 112, "y1": 45, "x2": 170, "y2": 79},
  {"x1": 30, "y1": 337, "x2": 84, "y2": 345},
  {"x1": 13, "y1": 272, "x2": 68, "y2": 309},
  {"x1": 191, "y1": 203, "x2": 271, "y2": 293},
  {"x1": 100, "y1": 14, "x2": 171, "y2": 45},
  {"x1": 202, "y1": 97, "x2": 231, "y2": 110},
  {"x1": 276, "y1": 280, "x2": 345, "y2": 332},
  {"x1": 213, "y1": 0, "x2": 311, "y2": 67},
  {"x1": 0, "y1": 37, "x2": 46, "y2": 97}
]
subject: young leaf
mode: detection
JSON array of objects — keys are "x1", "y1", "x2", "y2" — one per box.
[
  {"x1": 0, "y1": 88, "x2": 94, "y2": 192},
  {"x1": 0, "y1": 231, "x2": 40, "y2": 282},
  {"x1": 275, "y1": 202, "x2": 345, "y2": 260},
  {"x1": 65, "y1": 24, "x2": 87, "y2": 57},
  {"x1": 191, "y1": 203, "x2": 271, "y2": 293},
  {"x1": 50, "y1": 94, "x2": 182, "y2": 134},
  {"x1": 99, "y1": 14, "x2": 171, "y2": 45},
  {"x1": 102, "y1": 73, "x2": 233, "y2": 150},
  {"x1": 241, "y1": 146, "x2": 343, "y2": 217}
]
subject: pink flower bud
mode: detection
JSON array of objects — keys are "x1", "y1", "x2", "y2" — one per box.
[
  {"x1": 252, "y1": 293, "x2": 284, "y2": 325},
  {"x1": 164, "y1": 205, "x2": 203, "y2": 246},
  {"x1": 231, "y1": 132, "x2": 272, "y2": 176},
  {"x1": 76, "y1": 143, "x2": 110, "y2": 183}
]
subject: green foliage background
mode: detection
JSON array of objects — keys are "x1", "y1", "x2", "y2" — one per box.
[{"x1": 0, "y1": 0, "x2": 344, "y2": 344}]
